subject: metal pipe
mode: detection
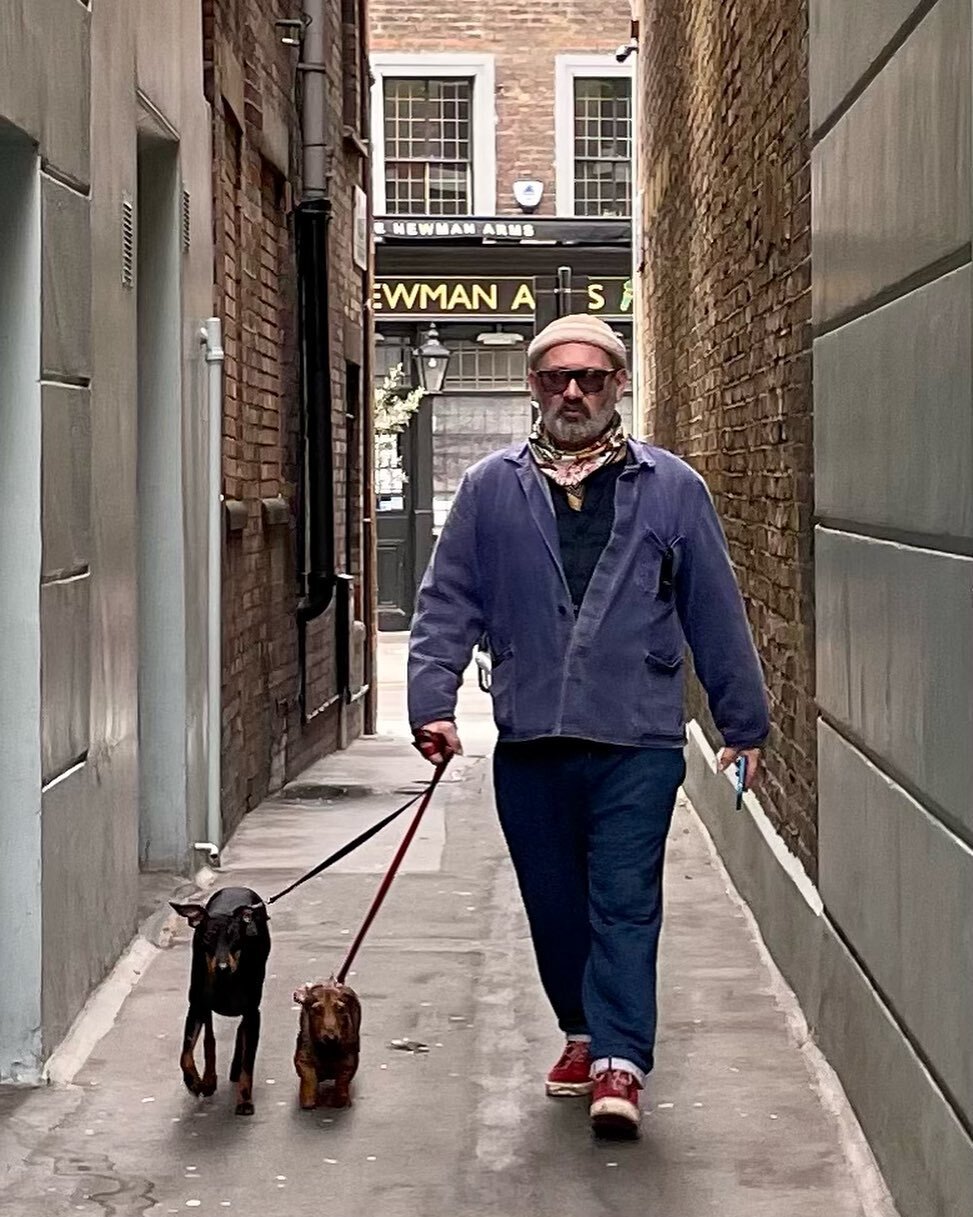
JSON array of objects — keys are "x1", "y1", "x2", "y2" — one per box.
[
  {"x1": 297, "y1": 0, "x2": 336, "y2": 622},
  {"x1": 201, "y1": 319, "x2": 225, "y2": 861},
  {"x1": 628, "y1": 6, "x2": 643, "y2": 431},
  {"x1": 294, "y1": 0, "x2": 338, "y2": 730},
  {"x1": 295, "y1": 197, "x2": 336, "y2": 619},
  {"x1": 357, "y1": 0, "x2": 378, "y2": 733},
  {"x1": 301, "y1": 0, "x2": 328, "y2": 198}
]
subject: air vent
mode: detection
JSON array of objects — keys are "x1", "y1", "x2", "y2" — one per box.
[
  {"x1": 121, "y1": 195, "x2": 134, "y2": 289},
  {"x1": 181, "y1": 188, "x2": 191, "y2": 251}
]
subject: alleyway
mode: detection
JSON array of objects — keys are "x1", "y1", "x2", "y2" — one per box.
[{"x1": 0, "y1": 637, "x2": 893, "y2": 1217}]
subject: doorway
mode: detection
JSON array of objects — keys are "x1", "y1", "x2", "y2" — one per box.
[
  {"x1": 136, "y1": 133, "x2": 187, "y2": 869},
  {"x1": 374, "y1": 331, "x2": 434, "y2": 630}
]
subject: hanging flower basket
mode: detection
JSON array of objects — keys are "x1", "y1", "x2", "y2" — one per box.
[{"x1": 374, "y1": 363, "x2": 425, "y2": 435}]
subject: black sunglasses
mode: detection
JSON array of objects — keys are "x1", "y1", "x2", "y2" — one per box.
[{"x1": 535, "y1": 367, "x2": 617, "y2": 394}]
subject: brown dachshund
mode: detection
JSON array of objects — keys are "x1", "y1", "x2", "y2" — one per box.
[{"x1": 293, "y1": 979, "x2": 362, "y2": 1109}]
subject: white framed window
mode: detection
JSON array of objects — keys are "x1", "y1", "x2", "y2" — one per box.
[
  {"x1": 371, "y1": 53, "x2": 497, "y2": 215},
  {"x1": 555, "y1": 55, "x2": 634, "y2": 217}
]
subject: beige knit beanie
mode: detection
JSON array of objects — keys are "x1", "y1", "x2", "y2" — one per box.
[{"x1": 527, "y1": 313, "x2": 628, "y2": 370}]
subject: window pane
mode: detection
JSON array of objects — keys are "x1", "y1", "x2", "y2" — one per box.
[
  {"x1": 572, "y1": 77, "x2": 632, "y2": 216},
  {"x1": 383, "y1": 77, "x2": 474, "y2": 215},
  {"x1": 428, "y1": 163, "x2": 469, "y2": 215},
  {"x1": 385, "y1": 163, "x2": 426, "y2": 215},
  {"x1": 442, "y1": 340, "x2": 528, "y2": 390}
]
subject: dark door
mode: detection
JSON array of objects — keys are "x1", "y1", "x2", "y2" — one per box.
[{"x1": 376, "y1": 395, "x2": 434, "y2": 631}]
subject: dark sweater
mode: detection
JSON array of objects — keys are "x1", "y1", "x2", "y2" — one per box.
[{"x1": 550, "y1": 461, "x2": 625, "y2": 613}]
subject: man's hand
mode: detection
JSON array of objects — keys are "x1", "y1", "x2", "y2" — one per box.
[
  {"x1": 717, "y1": 746, "x2": 763, "y2": 792},
  {"x1": 413, "y1": 721, "x2": 463, "y2": 766}
]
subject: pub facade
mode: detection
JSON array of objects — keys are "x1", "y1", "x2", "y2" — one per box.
[
  {"x1": 372, "y1": 221, "x2": 635, "y2": 625},
  {"x1": 369, "y1": 0, "x2": 635, "y2": 624}
]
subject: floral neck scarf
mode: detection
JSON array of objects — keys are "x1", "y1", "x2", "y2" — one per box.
[{"x1": 527, "y1": 412, "x2": 628, "y2": 511}]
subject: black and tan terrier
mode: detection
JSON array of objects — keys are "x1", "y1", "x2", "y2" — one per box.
[{"x1": 171, "y1": 887, "x2": 271, "y2": 1116}]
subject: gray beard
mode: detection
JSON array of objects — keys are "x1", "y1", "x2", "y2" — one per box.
[{"x1": 542, "y1": 409, "x2": 613, "y2": 449}]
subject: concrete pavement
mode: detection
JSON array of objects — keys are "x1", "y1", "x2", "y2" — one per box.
[{"x1": 0, "y1": 634, "x2": 895, "y2": 1217}]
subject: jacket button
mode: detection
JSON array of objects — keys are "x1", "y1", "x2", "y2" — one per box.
[{"x1": 558, "y1": 604, "x2": 569, "y2": 617}]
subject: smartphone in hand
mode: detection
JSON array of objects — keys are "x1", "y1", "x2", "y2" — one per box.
[{"x1": 735, "y1": 756, "x2": 747, "y2": 811}]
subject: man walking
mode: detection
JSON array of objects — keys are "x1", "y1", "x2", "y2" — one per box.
[{"x1": 408, "y1": 314, "x2": 769, "y2": 1136}]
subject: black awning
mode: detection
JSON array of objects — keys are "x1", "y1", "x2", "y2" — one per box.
[{"x1": 373, "y1": 215, "x2": 631, "y2": 247}]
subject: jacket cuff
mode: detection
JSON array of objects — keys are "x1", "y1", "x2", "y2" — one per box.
[
  {"x1": 409, "y1": 710, "x2": 457, "y2": 732},
  {"x1": 721, "y1": 732, "x2": 768, "y2": 750}
]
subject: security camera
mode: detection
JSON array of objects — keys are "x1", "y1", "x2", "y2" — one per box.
[{"x1": 615, "y1": 39, "x2": 637, "y2": 63}]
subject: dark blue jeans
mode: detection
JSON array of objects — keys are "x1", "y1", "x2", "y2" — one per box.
[{"x1": 493, "y1": 738, "x2": 685, "y2": 1075}]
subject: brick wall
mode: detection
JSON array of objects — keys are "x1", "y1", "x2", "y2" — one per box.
[
  {"x1": 204, "y1": 0, "x2": 370, "y2": 834},
  {"x1": 369, "y1": 0, "x2": 631, "y2": 215},
  {"x1": 635, "y1": 0, "x2": 817, "y2": 875}
]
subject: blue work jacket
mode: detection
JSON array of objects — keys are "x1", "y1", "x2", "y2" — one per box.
[{"x1": 408, "y1": 439, "x2": 769, "y2": 750}]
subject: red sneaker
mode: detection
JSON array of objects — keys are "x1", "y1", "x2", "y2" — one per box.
[
  {"x1": 545, "y1": 1040, "x2": 593, "y2": 1096},
  {"x1": 589, "y1": 1069, "x2": 641, "y2": 1135}
]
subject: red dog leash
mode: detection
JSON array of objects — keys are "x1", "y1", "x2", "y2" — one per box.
[{"x1": 336, "y1": 755, "x2": 449, "y2": 984}]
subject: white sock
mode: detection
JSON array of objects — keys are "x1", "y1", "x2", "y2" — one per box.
[
  {"x1": 591, "y1": 1056, "x2": 646, "y2": 1087},
  {"x1": 566, "y1": 1034, "x2": 591, "y2": 1043}
]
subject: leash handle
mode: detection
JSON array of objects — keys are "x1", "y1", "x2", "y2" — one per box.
[
  {"x1": 336, "y1": 759, "x2": 449, "y2": 984},
  {"x1": 412, "y1": 727, "x2": 456, "y2": 764}
]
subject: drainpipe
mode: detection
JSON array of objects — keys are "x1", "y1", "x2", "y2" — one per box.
[
  {"x1": 626, "y1": 6, "x2": 642, "y2": 430},
  {"x1": 358, "y1": 0, "x2": 378, "y2": 734},
  {"x1": 198, "y1": 319, "x2": 224, "y2": 866},
  {"x1": 295, "y1": 0, "x2": 339, "y2": 722},
  {"x1": 300, "y1": 0, "x2": 328, "y2": 204}
]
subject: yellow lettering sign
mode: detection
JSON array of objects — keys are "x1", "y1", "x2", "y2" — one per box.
[
  {"x1": 382, "y1": 281, "x2": 422, "y2": 311},
  {"x1": 587, "y1": 282, "x2": 605, "y2": 311},
  {"x1": 419, "y1": 283, "x2": 449, "y2": 310},
  {"x1": 447, "y1": 284, "x2": 474, "y2": 310},
  {"x1": 511, "y1": 283, "x2": 535, "y2": 311},
  {"x1": 472, "y1": 283, "x2": 499, "y2": 311}
]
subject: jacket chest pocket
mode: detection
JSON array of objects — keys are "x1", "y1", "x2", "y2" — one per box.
[
  {"x1": 634, "y1": 528, "x2": 682, "y2": 598},
  {"x1": 636, "y1": 528, "x2": 685, "y2": 657}
]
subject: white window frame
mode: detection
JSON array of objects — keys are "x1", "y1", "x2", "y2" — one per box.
[
  {"x1": 555, "y1": 54, "x2": 634, "y2": 217},
  {"x1": 370, "y1": 53, "x2": 497, "y2": 216}
]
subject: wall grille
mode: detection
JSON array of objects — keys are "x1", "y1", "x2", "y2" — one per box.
[
  {"x1": 121, "y1": 195, "x2": 134, "y2": 289},
  {"x1": 181, "y1": 188, "x2": 191, "y2": 251}
]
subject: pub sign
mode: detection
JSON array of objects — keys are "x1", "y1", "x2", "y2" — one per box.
[{"x1": 373, "y1": 276, "x2": 633, "y2": 319}]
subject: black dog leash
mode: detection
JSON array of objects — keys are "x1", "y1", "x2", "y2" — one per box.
[
  {"x1": 266, "y1": 784, "x2": 430, "y2": 906},
  {"x1": 265, "y1": 731, "x2": 457, "y2": 907}
]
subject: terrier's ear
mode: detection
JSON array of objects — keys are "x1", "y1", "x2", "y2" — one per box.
[
  {"x1": 292, "y1": 984, "x2": 312, "y2": 1006},
  {"x1": 235, "y1": 904, "x2": 262, "y2": 936},
  {"x1": 170, "y1": 902, "x2": 207, "y2": 927}
]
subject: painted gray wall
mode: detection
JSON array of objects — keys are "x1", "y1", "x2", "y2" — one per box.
[
  {"x1": 40, "y1": 0, "x2": 216, "y2": 1053},
  {"x1": 814, "y1": 265, "x2": 973, "y2": 540},
  {"x1": 812, "y1": 0, "x2": 970, "y2": 326},
  {"x1": 0, "y1": 1, "x2": 215, "y2": 1065},
  {"x1": 811, "y1": 0, "x2": 973, "y2": 1210},
  {"x1": 0, "y1": 128, "x2": 43, "y2": 1082}
]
